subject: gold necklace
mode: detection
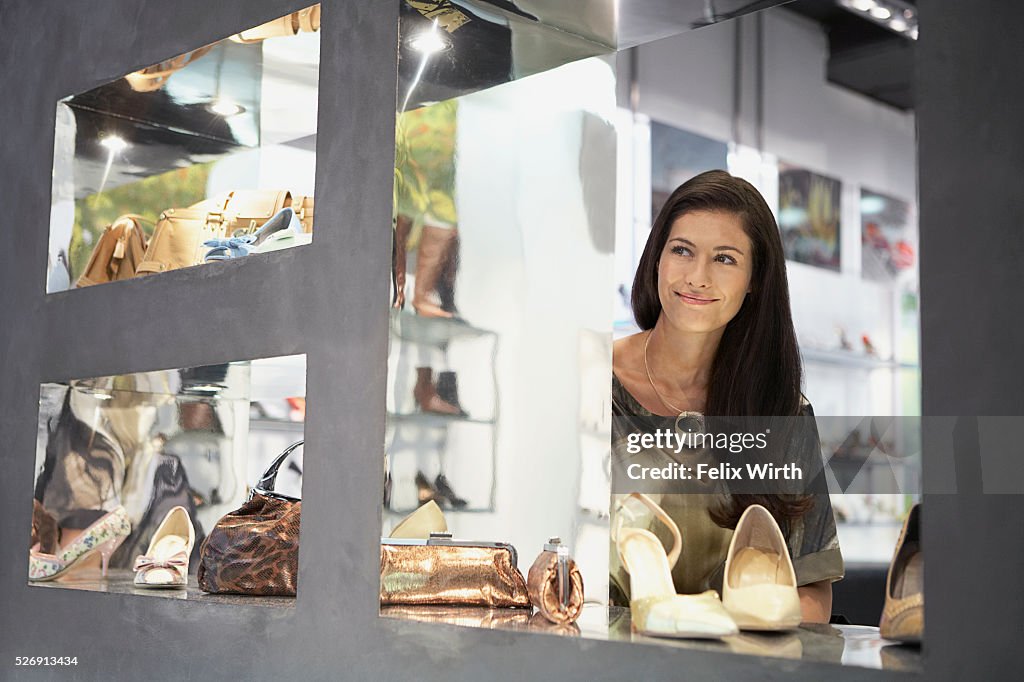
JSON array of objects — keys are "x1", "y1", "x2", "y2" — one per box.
[{"x1": 643, "y1": 330, "x2": 706, "y2": 431}]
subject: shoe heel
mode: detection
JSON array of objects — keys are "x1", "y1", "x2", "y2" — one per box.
[{"x1": 98, "y1": 536, "x2": 126, "y2": 578}]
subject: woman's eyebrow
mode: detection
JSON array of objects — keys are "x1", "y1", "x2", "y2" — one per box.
[{"x1": 669, "y1": 237, "x2": 744, "y2": 255}]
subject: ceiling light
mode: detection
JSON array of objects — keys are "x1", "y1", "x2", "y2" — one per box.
[
  {"x1": 99, "y1": 135, "x2": 128, "y2": 153},
  {"x1": 409, "y1": 31, "x2": 447, "y2": 54},
  {"x1": 850, "y1": 0, "x2": 875, "y2": 11},
  {"x1": 889, "y1": 17, "x2": 908, "y2": 31},
  {"x1": 208, "y1": 99, "x2": 246, "y2": 117},
  {"x1": 870, "y1": 5, "x2": 892, "y2": 20}
]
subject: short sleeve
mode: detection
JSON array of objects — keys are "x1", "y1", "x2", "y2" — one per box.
[{"x1": 786, "y1": 401, "x2": 844, "y2": 585}]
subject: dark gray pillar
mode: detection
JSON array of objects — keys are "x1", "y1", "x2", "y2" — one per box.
[{"x1": 918, "y1": 0, "x2": 1024, "y2": 677}]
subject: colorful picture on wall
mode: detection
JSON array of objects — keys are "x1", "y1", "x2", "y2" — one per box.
[
  {"x1": 651, "y1": 121, "x2": 728, "y2": 220},
  {"x1": 861, "y1": 188, "x2": 915, "y2": 282},
  {"x1": 778, "y1": 164, "x2": 841, "y2": 271}
]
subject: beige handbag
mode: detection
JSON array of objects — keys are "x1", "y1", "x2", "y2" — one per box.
[
  {"x1": 76, "y1": 215, "x2": 152, "y2": 287},
  {"x1": 135, "y1": 190, "x2": 314, "y2": 275},
  {"x1": 230, "y1": 5, "x2": 321, "y2": 44}
]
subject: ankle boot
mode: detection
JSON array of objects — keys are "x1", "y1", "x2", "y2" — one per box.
[
  {"x1": 435, "y1": 371, "x2": 467, "y2": 416},
  {"x1": 393, "y1": 214, "x2": 412, "y2": 309},
  {"x1": 413, "y1": 367, "x2": 463, "y2": 416},
  {"x1": 413, "y1": 225, "x2": 458, "y2": 318}
]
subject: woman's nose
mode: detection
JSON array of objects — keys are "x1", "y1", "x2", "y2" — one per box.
[{"x1": 686, "y1": 260, "x2": 711, "y2": 288}]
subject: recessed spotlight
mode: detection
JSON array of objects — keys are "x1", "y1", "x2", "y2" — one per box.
[
  {"x1": 889, "y1": 17, "x2": 908, "y2": 31},
  {"x1": 870, "y1": 5, "x2": 892, "y2": 20},
  {"x1": 100, "y1": 135, "x2": 128, "y2": 153},
  {"x1": 208, "y1": 99, "x2": 246, "y2": 117},
  {"x1": 851, "y1": 0, "x2": 875, "y2": 11},
  {"x1": 409, "y1": 32, "x2": 448, "y2": 54}
]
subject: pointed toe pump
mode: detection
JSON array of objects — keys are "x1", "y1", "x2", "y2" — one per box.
[
  {"x1": 722, "y1": 504, "x2": 802, "y2": 631},
  {"x1": 879, "y1": 503, "x2": 923, "y2": 644},
  {"x1": 389, "y1": 500, "x2": 448, "y2": 539},
  {"x1": 614, "y1": 493, "x2": 737, "y2": 639},
  {"x1": 29, "y1": 506, "x2": 131, "y2": 582},
  {"x1": 133, "y1": 506, "x2": 195, "y2": 588}
]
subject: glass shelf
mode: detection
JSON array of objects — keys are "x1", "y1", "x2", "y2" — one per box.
[
  {"x1": 389, "y1": 309, "x2": 496, "y2": 346},
  {"x1": 801, "y1": 347, "x2": 919, "y2": 371},
  {"x1": 387, "y1": 411, "x2": 496, "y2": 427}
]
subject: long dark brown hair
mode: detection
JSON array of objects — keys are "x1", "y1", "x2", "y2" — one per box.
[{"x1": 632, "y1": 170, "x2": 812, "y2": 527}]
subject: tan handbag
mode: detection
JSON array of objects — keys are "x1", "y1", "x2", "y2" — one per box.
[
  {"x1": 76, "y1": 215, "x2": 152, "y2": 287},
  {"x1": 230, "y1": 5, "x2": 321, "y2": 43},
  {"x1": 124, "y1": 45, "x2": 215, "y2": 92},
  {"x1": 380, "y1": 535, "x2": 531, "y2": 608},
  {"x1": 135, "y1": 190, "x2": 314, "y2": 275}
]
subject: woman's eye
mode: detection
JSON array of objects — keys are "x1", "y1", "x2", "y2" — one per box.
[
  {"x1": 714, "y1": 254, "x2": 737, "y2": 265},
  {"x1": 671, "y1": 245, "x2": 691, "y2": 256}
]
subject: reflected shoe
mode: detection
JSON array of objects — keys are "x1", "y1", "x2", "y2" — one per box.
[
  {"x1": 614, "y1": 493, "x2": 737, "y2": 639},
  {"x1": 879, "y1": 504, "x2": 923, "y2": 644},
  {"x1": 133, "y1": 506, "x2": 195, "y2": 588},
  {"x1": 434, "y1": 474, "x2": 468, "y2": 509},
  {"x1": 722, "y1": 504, "x2": 802, "y2": 631},
  {"x1": 415, "y1": 471, "x2": 437, "y2": 504},
  {"x1": 413, "y1": 367, "x2": 464, "y2": 416},
  {"x1": 389, "y1": 500, "x2": 447, "y2": 539},
  {"x1": 435, "y1": 371, "x2": 467, "y2": 417},
  {"x1": 29, "y1": 506, "x2": 131, "y2": 582}
]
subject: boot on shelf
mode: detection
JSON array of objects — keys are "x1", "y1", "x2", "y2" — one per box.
[
  {"x1": 435, "y1": 371, "x2": 467, "y2": 416},
  {"x1": 393, "y1": 214, "x2": 412, "y2": 309},
  {"x1": 434, "y1": 474, "x2": 468, "y2": 509},
  {"x1": 413, "y1": 367, "x2": 464, "y2": 416},
  {"x1": 412, "y1": 225, "x2": 459, "y2": 319},
  {"x1": 435, "y1": 230, "x2": 460, "y2": 316}
]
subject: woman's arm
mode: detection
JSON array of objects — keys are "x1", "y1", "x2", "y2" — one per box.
[{"x1": 798, "y1": 580, "x2": 833, "y2": 623}]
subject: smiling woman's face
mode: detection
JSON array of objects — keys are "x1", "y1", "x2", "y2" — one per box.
[{"x1": 657, "y1": 210, "x2": 754, "y2": 334}]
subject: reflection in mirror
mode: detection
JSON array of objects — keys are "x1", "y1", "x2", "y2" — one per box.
[
  {"x1": 385, "y1": 51, "x2": 617, "y2": 615},
  {"x1": 383, "y1": 1, "x2": 921, "y2": 672},
  {"x1": 29, "y1": 355, "x2": 306, "y2": 606},
  {"x1": 397, "y1": 0, "x2": 610, "y2": 112},
  {"x1": 47, "y1": 5, "x2": 321, "y2": 293}
]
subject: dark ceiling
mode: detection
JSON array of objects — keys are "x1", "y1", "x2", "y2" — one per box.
[{"x1": 785, "y1": 0, "x2": 916, "y2": 111}]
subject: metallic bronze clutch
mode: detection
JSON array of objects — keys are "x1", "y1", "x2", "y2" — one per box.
[
  {"x1": 526, "y1": 537, "x2": 585, "y2": 625},
  {"x1": 380, "y1": 534, "x2": 531, "y2": 608}
]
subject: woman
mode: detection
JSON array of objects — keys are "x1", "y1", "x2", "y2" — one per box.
[{"x1": 610, "y1": 170, "x2": 843, "y2": 623}]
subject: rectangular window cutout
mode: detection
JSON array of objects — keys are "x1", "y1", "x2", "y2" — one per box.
[
  {"x1": 29, "y1": 354, "x2": 306, "y2": 607},
  {"x1": 47, "y1": 5, "x2": 321, "y2": 293}
]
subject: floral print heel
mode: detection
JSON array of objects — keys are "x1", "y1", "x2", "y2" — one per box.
[{"x1": 29, "y1": 506, "x2": 132, "y2": 581}]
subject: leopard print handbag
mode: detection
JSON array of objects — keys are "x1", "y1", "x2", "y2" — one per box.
[{"x1": 197, "y1": 441, "x2": 302, "y2": 596}]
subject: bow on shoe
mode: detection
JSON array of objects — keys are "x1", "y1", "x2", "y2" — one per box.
[
  {"x1": 203, "y1": 235, "x2": 257, "y2": 261},
  {"x1": 133, "y1": 551, "x2": 189, "y2": 572}
]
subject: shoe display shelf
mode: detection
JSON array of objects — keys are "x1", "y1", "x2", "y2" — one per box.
[{"x1": 385, "y1": 309, "x2": 499, "y2": 515}]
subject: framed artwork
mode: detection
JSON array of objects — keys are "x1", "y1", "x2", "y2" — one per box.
[
  {"x1": 778, "y1": 164, "x2": 841, "y2": 271},
  {"x1": 861, "y1": 188, "x2": 915, "y2": 282},
  {"x1": 650, "y1": 121, "x2": 728, "y2": 220}
]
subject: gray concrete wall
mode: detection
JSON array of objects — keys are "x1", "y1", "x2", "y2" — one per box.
[{"x1": 918, "y1": 0, "x2": 1024, "y2": 678}]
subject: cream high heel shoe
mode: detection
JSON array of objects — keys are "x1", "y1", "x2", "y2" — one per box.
[
  {"x1": 614, "y1": 493, "x2": 738, "y2": 639},
  {"x1": 29, "y1": 506, "x2": 131, "y2": 581},
  {"x1": 133, "y1": 506, "x2": 195, "y2": 588},
  {"x1": 389, "y1": 500, "x2": 447, "y2": 539},
  {"x1": 722, "y1": 504, "x2": 802, "y2": 631}
]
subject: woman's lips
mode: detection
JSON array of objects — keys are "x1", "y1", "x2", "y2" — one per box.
[{"x1": 676, "y1": 292, "x2": 718, "y2": 305}]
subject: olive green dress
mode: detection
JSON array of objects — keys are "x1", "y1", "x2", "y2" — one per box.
[{"x1": 609, "y1": 375, "x2": 844, "y2": 606}]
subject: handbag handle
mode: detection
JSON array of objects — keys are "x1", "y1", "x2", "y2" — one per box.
[{"x1": 252, "y1": 440, "x2": 303, "y2": 502}]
